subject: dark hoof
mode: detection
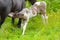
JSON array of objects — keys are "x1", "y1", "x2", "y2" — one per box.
[
  {"x1": 11, "y1": 22, "x2": 14, "y2": 25},
  {"x1": 0, "y1": 25, "x2": 1, "y2": 28},
  {"x1": 0, "y1": 27, "x2": 1, "y2": 28},
  {"x1": 17, "y1": 25, "x2": 21, "y2": 28}
]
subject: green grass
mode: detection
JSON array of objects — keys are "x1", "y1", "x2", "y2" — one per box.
[{"x1": 0, "y1": 0, "x2": 60, "y2": 40}]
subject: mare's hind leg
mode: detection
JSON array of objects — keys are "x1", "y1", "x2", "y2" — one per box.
[
  {"x1": 0, "y1": 6, "x2": 11, "y2": 27},
  {"x1": 0, "y1": 14, "x2": 6, "y2": 28}
]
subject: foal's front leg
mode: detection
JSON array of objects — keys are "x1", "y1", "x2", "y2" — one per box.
[{"x1": 22, "y1": 18, "x2": 29, "y2": 35}]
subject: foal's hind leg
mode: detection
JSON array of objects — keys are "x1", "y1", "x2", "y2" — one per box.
[
  {"x1": 40, "y1": 10, "x2": 48, "y2": 24},
  {"x1": 41, "y1": 14, "x2": 48, "y2": 24}
]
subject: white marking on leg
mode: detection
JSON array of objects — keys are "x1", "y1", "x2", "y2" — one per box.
[
  {"x1": 41, "y1": 15, "x2": 45, "y2": 24},
  {"x1": 45, "y1": 15, "x2": 48, "y2": 24}
]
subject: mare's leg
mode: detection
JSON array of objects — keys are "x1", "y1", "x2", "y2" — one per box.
[{"x1": 17, "y1": 18, "x2": 22, "y2": 28}]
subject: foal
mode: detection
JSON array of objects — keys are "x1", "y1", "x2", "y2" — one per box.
[{"x1": 9, "y1": 1, "x2": 48, "y2": 35}]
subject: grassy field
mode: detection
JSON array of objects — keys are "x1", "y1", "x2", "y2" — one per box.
[{"x1": 0, "y1": 0, "x2": 60, "y2": 40}]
